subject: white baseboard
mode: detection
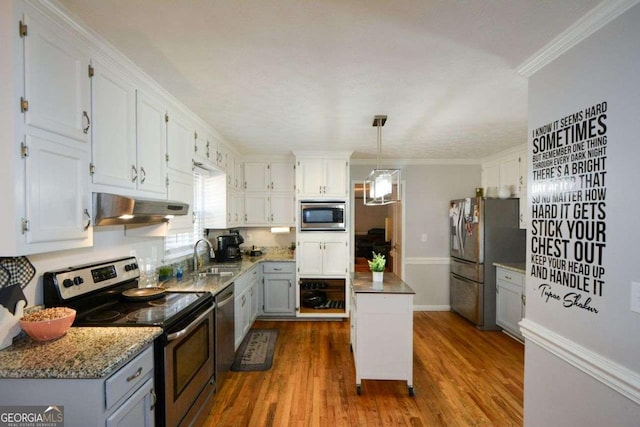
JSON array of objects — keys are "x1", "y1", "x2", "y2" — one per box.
[
  {"x1": 414, "y1": 305, "x2": 450, "y2": 312},
  {"x1": 520, "y1": 318, "x2": 640, "y2": 405}
]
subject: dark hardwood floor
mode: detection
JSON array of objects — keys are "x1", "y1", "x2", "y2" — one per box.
[{"x1": 203, "y1": 312, "x2": 524, "y2": 426}]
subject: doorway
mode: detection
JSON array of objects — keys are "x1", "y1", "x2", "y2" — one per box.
[{"x1": 352, "y1": 182, "x2": 403, "y2": 277}]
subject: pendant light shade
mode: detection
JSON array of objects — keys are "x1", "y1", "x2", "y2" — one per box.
[{"x1": 363, "y1": 115, "x2": 401, "y2": 206}]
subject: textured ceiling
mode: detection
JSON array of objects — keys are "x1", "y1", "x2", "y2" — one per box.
[{"x1": 57, "y1": 0, "x2": 601, "y2": 160}]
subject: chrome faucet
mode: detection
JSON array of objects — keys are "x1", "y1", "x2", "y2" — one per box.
[{"x1": 193, "y1": 239, "x2": 215, "y2": 272}]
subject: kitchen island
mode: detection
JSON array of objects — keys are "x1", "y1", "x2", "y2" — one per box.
[{"x1": 350, "y1": 272, "x2": 415, "y2": 396}]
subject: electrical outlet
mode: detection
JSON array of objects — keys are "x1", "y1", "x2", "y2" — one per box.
[
  {"x1": 631, "y1": 281, "x2": 640, "y2": 314},
  {"x1": 421, "y1": 233, "x2": 427, "y2": 243}
]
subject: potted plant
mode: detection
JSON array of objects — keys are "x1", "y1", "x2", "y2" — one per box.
[
  {"x1": 289, "y1": 241, "x2": 296, "y2": 255},
  {"x1": 368, "y1": 252, "x2": 386, "y2": 282}
]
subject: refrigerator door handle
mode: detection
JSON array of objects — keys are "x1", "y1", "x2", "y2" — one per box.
[{"x1": 457, "y1": 201, "x2": 465, "y2": 255}]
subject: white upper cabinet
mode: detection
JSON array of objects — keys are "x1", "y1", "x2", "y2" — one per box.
[
  {"x1": 195, "y1": 130, "x2": 227, "y2": 172},
  {"x1": 22, "y1": 11, "x2": 90, "y2": 143},
  {"x1": 24, "y1": 128, "x2": 92, "y2": 248},
  {"x1": 90, "y1": 58, "x2": 137, "y2": 190},
  {"x1": 295, "y1": 154, "x2": 350, "y2": 199},
  {"x1": 270, "y1": 162, "x2": 296, "y2": 193},
  {"x1": 481, "y1": 145, "x2": 528, "y2": 228},
  {"x1": 244, "y1": 163, "x2": 270, "y2": 192},
  {"x1": 499, "y1": 155, "x2": 520, "y2": 196},
  {"x1": 244, "y1": 162, "x2": 294, "y2": 193},
  {"x1": 166, "y1": 110, "x2": 194, "y2": 174},
  {"x1": 166, "y1": 170, "x2": 193, "y2": 234},
  {"x1": 1, "y1": 3, "x2": 93, "y2": 255},
  {"x1": 135, "y1": 91, "x2": 167, "y2": 195},
  {"x1": 90, "y1": 62, "x2": 166, "y2": 197}
]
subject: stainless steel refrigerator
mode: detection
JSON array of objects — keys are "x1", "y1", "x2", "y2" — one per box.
[{"x1": 449, "y1": 197, "x2": 526, "y2": 330}]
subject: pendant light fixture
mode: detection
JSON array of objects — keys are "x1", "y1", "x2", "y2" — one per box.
[{"x1": 363, "y1": 115, "x2": 401, "y2": 206}]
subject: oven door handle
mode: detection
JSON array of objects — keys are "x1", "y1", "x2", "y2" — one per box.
[{"x1": 166, "y1": 304, "x2": 214, "y2": 342}]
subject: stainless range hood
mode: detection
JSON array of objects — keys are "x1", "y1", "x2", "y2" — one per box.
[{"x1": 94, "y1": 193, "x2": 189, "y2": 226}]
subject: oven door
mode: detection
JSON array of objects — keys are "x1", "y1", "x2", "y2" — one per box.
[{"x1": 164, "y1": 304, "x2": 215, "y2": 427}]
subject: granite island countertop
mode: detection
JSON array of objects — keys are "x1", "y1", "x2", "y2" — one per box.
[
  {"x1": 0, "y1": 327, "x2": 161, "y2": 379},
  {"x1": 164, "y1": 252, "x2": 294, "y2": 294},
  {"x1": 493, "y1": 262, "x2": 526, "y2": 274},
  {"x1": 351, "y1": 272, "x2": 416, "y2": 294}
]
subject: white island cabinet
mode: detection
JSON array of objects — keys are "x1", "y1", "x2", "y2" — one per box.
[{"x1": 350, "y1": 272, "x2": 415, "y2": 396}]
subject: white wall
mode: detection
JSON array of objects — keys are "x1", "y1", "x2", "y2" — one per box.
[
  {"x1": 523, "y1": 3, "x2": 640, "y2": 424},
  {"x1": 351, "y1": 162, "x2": 481, "y2": 309}
]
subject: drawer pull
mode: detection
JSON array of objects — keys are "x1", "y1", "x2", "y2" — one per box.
[
  {"x1": 505, "y1": 275, "x2": 512, "y2": 280},
  {"x1": 127, "y1": 367, "x2": 143, "y2": 382}
]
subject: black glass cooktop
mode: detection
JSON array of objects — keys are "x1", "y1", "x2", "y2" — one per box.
[{"x1": 74, "y1": 292, "x2": 209, "y2": 327}]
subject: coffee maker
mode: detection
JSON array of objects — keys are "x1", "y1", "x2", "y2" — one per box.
[{"x1": 215, "y1": 230, "x2": 244, "y2": 261}]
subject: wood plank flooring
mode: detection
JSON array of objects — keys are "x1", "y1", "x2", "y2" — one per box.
[{"x1": 203, "y1": 312, "x2": 524, "y2": 426}]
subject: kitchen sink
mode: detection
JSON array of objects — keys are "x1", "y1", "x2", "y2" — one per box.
[{"x1": 197, "y1": 266, "x2": 240, "y2": 276}]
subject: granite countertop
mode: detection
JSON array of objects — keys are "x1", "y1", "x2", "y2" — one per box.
[
  {"x1": 164, "y1": 252, "x2": 295, "y2": 294},
  {"x1": 351, "y1": 272, "x2": 416, "y2": 295},
  {"x1": 0, "y1": 327, "x2": 161, "y2": 379},
  {"x1": 493, "y1": 262, "x2": 526, "y2": 274}
]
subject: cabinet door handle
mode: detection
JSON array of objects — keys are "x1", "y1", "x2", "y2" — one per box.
[
  {"x1": 140, "y1": 166, "x2": 146, "y2": 183},
  {"x1": 150, "y1": 388, "x2": 157, "y2": 411},
  {"x1": 82, "y1": 111, "x2": 90, "y2": 134},
  {"x1": 127, "y1": 367, "x2": 143, "y2": 382},
  {"x1": 83, "y1": 209, "x2": 91, "y2": 230},
  {"x1": 131, "y1": 165, "x2": 138, "y2": 182}
]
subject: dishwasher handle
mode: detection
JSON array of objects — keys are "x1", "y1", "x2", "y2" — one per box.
[{"x1": 216, "y1": 291, "x2": 234, "y2": 308}]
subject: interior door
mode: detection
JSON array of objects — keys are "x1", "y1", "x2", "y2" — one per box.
[{"x1": 389, "y1": 201, "x2": 402, "y2": 277}]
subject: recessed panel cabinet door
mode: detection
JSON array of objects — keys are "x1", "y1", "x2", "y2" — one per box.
[
  {"x1": 322, "y1": 159, "x2": 348, "y2": 197},
  {"x1": 90, "y1": 60, "x2": 136, "y2": 189},
  {"x1": 166, "y1": 171, "x2": 193, "y2": 234},
  {"x1": 136, "y1": 91, "x2": 167, "y2": 195},
  {"x1": 23, "y1": 13, "x2": 90, "y2": 142},
  {"x1": 166, "y1": 112, "x2": 194, "y2": 174},
  {"x1": 297, "y1": 240, "x2": 323, "y2": 275},
  {"x1": 322, "y1": 239, "x2": 348, "y2": 275},
  {"x1": 24, "y1": 130, "x2": 91, "y2": 245}
]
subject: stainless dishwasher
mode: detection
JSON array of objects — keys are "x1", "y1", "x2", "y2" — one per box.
[{"x1": 215, "y1": 283, "x2": 235, "y2": 391}]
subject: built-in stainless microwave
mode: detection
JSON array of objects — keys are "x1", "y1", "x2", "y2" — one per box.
[{"x1": 300, "y1": 201, "x2": 346, "y2": 231}]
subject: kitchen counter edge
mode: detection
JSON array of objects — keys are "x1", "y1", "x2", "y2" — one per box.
[
  {"x1": 351, "y1": 272, "x2": 416, "y2": 294},
  {"x1": 493, "y1": 262, "x2": 526, "y2": 274},
  {"x1": 0, "y1": 327, "x2": 161, "y2": 379},
  {"x1": 164, "y1": 254, "x2": 295, "y2": 295}
]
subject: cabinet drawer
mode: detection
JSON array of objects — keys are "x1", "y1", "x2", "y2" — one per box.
[
  {"x1": 496, "y1": 268, "x2": 524, "y2": 286},
  {"x1": 105, "y1": 345, "x2": 154, "y2": 410},
  {"x1": 263, "y1": 262, "x2": 295, "y2": 274}
]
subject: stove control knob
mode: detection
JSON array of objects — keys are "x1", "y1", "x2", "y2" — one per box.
[
  {"x1": 131, "y1": 262, "x2": 138, "y2": 270},
  {"x1": 63, "y1": 278, "x2": 74, "y2": 288},
  {"x1": 125, "y1": 264, "x2": 132, "y2": 272},
  {"x1": 73, "y1": 276, "x2": 84, "y2": 286}
]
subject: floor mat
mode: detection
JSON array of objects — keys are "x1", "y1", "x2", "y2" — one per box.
[{"x1": 231, "y1": 328, "x2": 278, "y2": 371}]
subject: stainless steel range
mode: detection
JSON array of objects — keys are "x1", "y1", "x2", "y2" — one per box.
[{"x1": 43, "y1": 257, "x2": 215, "y2": 427}]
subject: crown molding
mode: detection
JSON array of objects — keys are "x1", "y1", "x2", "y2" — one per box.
[
  {"x1": 350, "y1": 158, "x2": 481, "y2": 167},
  {"x1": 517, "y1": 0, "x2": 640, "y2": 77}
]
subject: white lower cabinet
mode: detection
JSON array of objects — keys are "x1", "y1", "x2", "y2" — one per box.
[
  {"x1": 0, "y1": 345, "x2": 155, "y2": 427},
  {"x1": 234, "y1": 265, "x2": 261, "y2": 349},
  {"x1": 262, "y1": 262, "x2": 295, "y2": 317},
  {"x1": 495, "y1": 267, "x2": 525, "y2": 341}
]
